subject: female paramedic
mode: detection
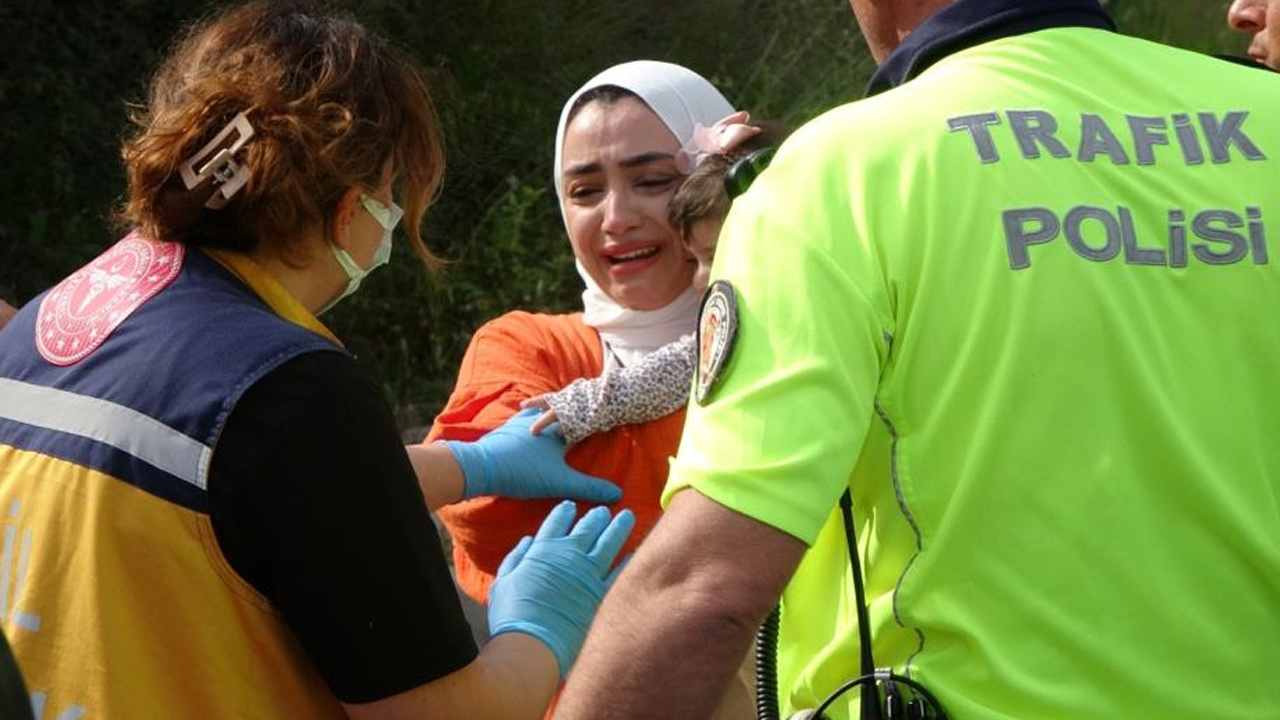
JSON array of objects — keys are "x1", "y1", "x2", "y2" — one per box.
[{"x1": 0, "y1": 2, "x2": 631, "y2": 719}]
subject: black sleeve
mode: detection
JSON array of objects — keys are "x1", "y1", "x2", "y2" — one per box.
[{"x1": 208, "y1": 350, "x2": 479, "y2": 703}]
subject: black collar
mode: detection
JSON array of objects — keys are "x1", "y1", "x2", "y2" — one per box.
[
  {"x1": 865, "y1": 0, "x2": 1116, "y2": 97},
  {"x1": 1213, "y1": 53, "x2": 1280, "y2": 72}
]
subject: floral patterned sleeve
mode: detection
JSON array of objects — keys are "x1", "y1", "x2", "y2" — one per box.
[{"x1": 542, "y1": 334, "x2": 695, "y2": 445}]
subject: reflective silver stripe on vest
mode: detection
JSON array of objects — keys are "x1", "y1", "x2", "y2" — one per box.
[{"x1": 0, "y1": 377, "x2": 212, "y2": 490}]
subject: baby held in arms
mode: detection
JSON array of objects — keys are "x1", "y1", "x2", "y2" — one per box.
[{"x1": 524, "y1": 112, "x2": 790, "y2": 442}]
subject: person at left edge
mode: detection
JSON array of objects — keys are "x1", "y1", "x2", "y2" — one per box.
[
  {"x1": 0, "y1": 300, "x2": 16, "y2": 332},
  {"x1": 0, "y1": 2, "x2": 630, "y2": 719}
]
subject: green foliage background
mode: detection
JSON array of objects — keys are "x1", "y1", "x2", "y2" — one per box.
[{"x1": 0, "y1": 0, "x2": 1243, "y2": 425}]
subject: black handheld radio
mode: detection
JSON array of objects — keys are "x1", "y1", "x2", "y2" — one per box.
[{"x1": 757, "y1": 491, "x2": 949, "y2": 720}]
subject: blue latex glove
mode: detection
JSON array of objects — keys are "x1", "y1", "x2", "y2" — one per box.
[
  {"x1": 443, "y1": 408, "x2": 622, "y2": 503},
  {"x1": 487, "y1": 501, "x2": 635, "y2": 677}
]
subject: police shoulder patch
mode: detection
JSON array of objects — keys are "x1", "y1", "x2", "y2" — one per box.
[{"x1": 695, "y1": 280, "x2": 739, "y2": 405}]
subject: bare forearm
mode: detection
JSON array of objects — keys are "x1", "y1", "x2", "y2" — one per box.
[
  {"x1": 556, "y1": 563, "x2": 758, "y2": 719},
  {"x1": 450, "y1": 634, "x2": 560, "y2": 719},
  {"x1": 344, "y1": 633, "x2": 559, "y2": 720},
  {"x1": 555, "y1": 490, "x2": 805, "y2": 720},
  {"x1": 404, "y1": 443, "x2": 464, "y2": 511}
]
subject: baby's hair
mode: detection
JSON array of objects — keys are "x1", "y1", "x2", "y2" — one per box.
[
  {"x1": 668, "y1": 119, "x2": 790, "y2": 241},
  {"x1": 119, "y1": 0, "x2": 444, "y2": 266}
]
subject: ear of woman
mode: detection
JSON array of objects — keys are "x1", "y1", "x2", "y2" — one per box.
[{"x1": 329, "y1": 186, "x2": 364, "y2": 252}]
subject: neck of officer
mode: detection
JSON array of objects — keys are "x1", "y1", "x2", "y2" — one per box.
[{"x1": 857, "y1": 0, "x2": 959, "y2": 61}]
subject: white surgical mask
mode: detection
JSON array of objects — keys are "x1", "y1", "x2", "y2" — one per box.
[{"x1": 320, "y1": 192, "x2": 403, "y2": 314}]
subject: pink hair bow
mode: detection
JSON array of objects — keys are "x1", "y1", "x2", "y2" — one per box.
[{"x1": 675, "y1": 111, "x2": 762, "y2": 174}]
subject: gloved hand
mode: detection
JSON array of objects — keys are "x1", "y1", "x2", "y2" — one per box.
[
  {"x1": 442, "y1": 408, "x2": 622, "y2": 503},
  {"x1": 487, "y1": 501, "x2": 635, "y2": 677}
]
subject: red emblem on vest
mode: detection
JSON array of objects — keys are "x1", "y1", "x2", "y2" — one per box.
[{"x1": 36, "y1": 233, "x2": 184, "y2": 366}]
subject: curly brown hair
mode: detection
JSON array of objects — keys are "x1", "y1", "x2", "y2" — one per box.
[{"x1": 119, "y1": 0, "x2": 444, "y2": 267}]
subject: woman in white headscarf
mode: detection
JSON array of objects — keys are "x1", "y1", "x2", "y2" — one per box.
[{"x1": 428, "y1": 60, "x2": 733, "y2": 602}]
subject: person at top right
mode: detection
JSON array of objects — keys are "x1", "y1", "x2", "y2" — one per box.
[{"x1": 1228, "y1": 0, "x2": 1280, "y2": 68}]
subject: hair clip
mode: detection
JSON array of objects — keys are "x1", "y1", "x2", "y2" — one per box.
[
  {"x1": 676, "y1": 111, "x2": 763, "y2": 174},
  {"x1": 178, "y1": 111, "x2": 255, "y2": 209}
]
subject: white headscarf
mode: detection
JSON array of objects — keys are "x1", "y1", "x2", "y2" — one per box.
[{"x1": 553, "y1": 60, "x2": 735, "y2": 370}]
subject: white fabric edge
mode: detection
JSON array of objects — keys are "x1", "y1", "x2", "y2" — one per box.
[{"x1": 0, "y1": 377, "x2": 210, "y2": 490}]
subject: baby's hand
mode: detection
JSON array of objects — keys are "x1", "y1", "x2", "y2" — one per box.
[{"x1": 519, "y1": 396, "x2": 563, "y2": 437}]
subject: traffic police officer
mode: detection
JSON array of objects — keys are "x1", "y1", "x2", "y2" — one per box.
[{"x1": 554, "y1": 1, "x2": 1280, "y2": 719}]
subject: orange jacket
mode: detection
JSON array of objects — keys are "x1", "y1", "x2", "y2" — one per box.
[{"x1": 428, "y1": 311, "x2": 684, "y2": 603}]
